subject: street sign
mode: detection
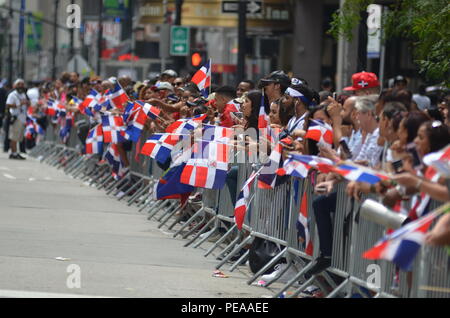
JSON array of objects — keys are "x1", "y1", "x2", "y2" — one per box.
[
  {"x1": 222, "y1": 1, "x2": 262, "y2": 14},
  {"x1": 170, "y1": 26, "x2": 190, "y2": 56}
]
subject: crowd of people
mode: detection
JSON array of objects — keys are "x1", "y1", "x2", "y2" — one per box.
[{"x1": 1, "y1": 67, "x2": 449, "y2": 297}]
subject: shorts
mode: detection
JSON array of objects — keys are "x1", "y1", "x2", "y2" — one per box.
[{"x1": 9, "y1": 119, "x2": 25, "y2": 142}]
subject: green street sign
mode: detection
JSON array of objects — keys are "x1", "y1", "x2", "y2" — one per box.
[{"x1": 170, "y1": 26, "x2": 190, "y2": 56}]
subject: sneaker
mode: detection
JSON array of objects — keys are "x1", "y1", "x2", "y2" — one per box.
[
  {"x1": 298, "y1": 285, "x2": 323, "y2": 298},
  {"x1": 9, "y1": 153, "x2": 26, "y2": 160},
  {"x1": 189, "y1": 192, "x2": 202, "y2": 203},
  {"x1": 260, "y1": 263, "x2": 298, "y2": 284},
  {"x1": 305, "y1": 256, "x2": 331, "y2": 276}
]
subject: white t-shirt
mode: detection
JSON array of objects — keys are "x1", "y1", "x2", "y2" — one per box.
[{"x1": 6, "y1": 90, "x2": 28, "y2": 123}]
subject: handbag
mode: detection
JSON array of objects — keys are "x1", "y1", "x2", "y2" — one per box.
[{"x1": 248, "y1": 237, "x2": 282, "y2": 275}]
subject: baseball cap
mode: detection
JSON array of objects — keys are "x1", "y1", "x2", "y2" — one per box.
[
  {"x1": 343, "y1": 71, "x2": 380, "y2": 91},
  {"x1": 394, "y1": 75, "x2": 407, "y2": 84},
  {"x1": 161, "y1": 69, "x2": 178, "y2": 78},
  {"x1": 155, "y1": 81, "x2": 174, "y2": 92},
  {"x1": 259, "y1": 70, "x2": 291, "y2": 88}
]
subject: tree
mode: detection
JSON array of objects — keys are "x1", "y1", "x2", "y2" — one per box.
[{"x1": 329, "y1": 0, "x2": 450, "y2": 87}]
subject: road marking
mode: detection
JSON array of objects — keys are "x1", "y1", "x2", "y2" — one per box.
[
  {"x1": 28, "y1": 177, "x2": 36, "y2": 182},
  {"x1": 0, "y1": 289, "x2": 114, "y2": 298},
  {"x1": 3, "y1": 173, "x2": 16, "y2": 180}
]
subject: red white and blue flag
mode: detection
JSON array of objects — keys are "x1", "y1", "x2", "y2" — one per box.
[
  {"x1": 363, "y1": 210, "x2": 441, "y2": 271},
  {"x1": 79, "y1": 89, "x2": 100, "y2": 116},
  {"x1": 305, "y1": 119, "x2": 334, "y2": 148},
  {"x1": 180, "y1": 140, "x2": 229, "y2": 189},
  {"x1": 234, "y1": 170, "x2": 259, "y2": 230},
  {"x1": 278, "y1": 154, "x2": 335, "y2": 178},
  {"x1": 155, "y1": 162, "x2": 194, "y2": 204},
  {"x1": 46, "y1": 98, "x2": 58, "y2": 117},
  {"x1": 423, "y1": 145, "x2": 450, "y2": 178},
  {"x1": 297, "y1": 188, "x2": 313, "y2": 256},
  {"x1": 108, "y1": 82, "x2": 129, "y2": 110},
  {"x1": 104, "y1": 143, "x2": 128, "y2": 180},
  {"x1": 165, "y1": 114, "x2": 208, "y2": 134},
  {"x1": 257, "y1": 137, "x2": 291, "y2": 189},
  {"x1": 124, "y1": 101, "x2": 161, "y2": 142},
  {"x1": 191, "y1": 59, "x2": 211, "y2": 97},
  {"x1": 408, "y1": 167, "x2": 440, "y2": 221},
  {"x1": 101, "y1": 115, "x2": 126, "y2": 143},
  {"x1": 141, "y1": 133, "x2": 182, "y2": 164},
  {"x1": 59, "y1": 114, "x2": 73, "y2": 143},
  {"x1": 332, "y1": 162, "x2": 390, "y2": 185},
  {"x1": 85, "y1": 124, "x2": 103, "y2": 154},
  {"x1": 258, "y1": 94, "x2": 269, "y2": 129}
]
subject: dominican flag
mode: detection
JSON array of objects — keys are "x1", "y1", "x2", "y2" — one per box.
[
  {"x1": 234, "y1": 170, "x2": 259, "y2": 230},
  {"x1": 165, "y1": 114, "x2": 208, "y2": 134},
  {"x1": 258, "y1": 137, "x2": 291, "y2": 189},
  {"x1": 408, "y1": 167, "x2": 440, "y2": 221},
  {"x1": 332, "y1": 162, "x2": 390, "y2": 185},
  {"x1": 202, "y1": 124, "x2": 234, "y2": 143},
  {"x1": 101, "y1": 115, "x2": 126, "y2": 143},
  {"x1": 124, "y1": 101, "x2": 161, "y2": 142},
  {"x1": 141, "y1": 133, "x2": 182, "y2": 164},
  {"x1": 46, "y1": 99, "x2": 58, "y2": 117},
  {"x1": 423, "y1": 145, "x2": 450, "y2": 178},
  {"x1": 362, "y1": 210, "x2": 445, "y2": 271},
  {"x1": 155, "y1": 162, "x2": 194, "y2": 203},
  {"x1": 123, "y1": 101, "x2": 141, "y2": 123},
  {"x1": 108, "y1": 82, "x2": 129, "y2": 110},
  {"x1": 59, "y1": 115, "x2": 73, "y2": 143},
  {"x1": 180, "y1": 140, "x2": 229, "y2": 189},
  {"x1": 296, "y1": 188, "x2": 313, "y2": 256},
  {"x1": 305, "y1": 119, "x2": 334, "y2": 147},
  {"x1": 25, "y1": 120, "x2": 36, "y2": 140},
  {"x1": 79, "y1": 89, "x2": 100, "y2": 116},
  {"x1": 258, "y1": 94, "x2": 269, "y2": 129},
  {"x1": 57, "y1": 102, "x2": 67, "y2": 118},
  {"x1": 191, "y1": 59, "x2": 211, "y2": 97},
  {"x1": 85, "y1": 124, "x2": 104, "y2": 154},
  {"x1": 226, "y1": 100, "x2": 241, "y2": 113},
  {"x1": 278, "y1": 154, "x2": 335, "y2": 178},
  {"x1": 104, "y1": 143, "x2": 128, "y2": 180}
]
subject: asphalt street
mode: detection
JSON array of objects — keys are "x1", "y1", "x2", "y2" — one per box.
[{"x1": 0, "y1": 152, "x2": 270, "y2": 298}]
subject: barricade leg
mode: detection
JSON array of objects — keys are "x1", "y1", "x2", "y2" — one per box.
[
  {"x1": 183, "y1": 216, "x2": 216, "y2": 247},
  {"x1": 229, "y1": 249, "x2": 249, "y2": 272},
  {"x1": 97, "y1": 172, "x2": 114, "y2": 190},
  {"x1": 118, "y1": 178, "x2": 143, "y2": 202},
  {"x1": 156, "y1": 201, "x2": 178, "y2": 222},
  {"x1": 158, "y1": 202, "x2": 183, "y2": 229},
  {"x1": 191, "y1": 218, "x2": 220, "y2": 248},
  {"x1": 272, "y1": 261, "x2": 317, "y2": 298},
  {"x1": 325, "y1": 278, "x2": 350, "y2": 298},
  {"x1": 204, "y1": 224, "x2": 237, "y2": 257},
  {"x1": 127, "y1": 183, "x2": 150, "y2": 206},
  {"x1": 147, "y1": 200, "x2": 167, "y2": 219},
  {"x1": 173, "y1": 207, "x2": 205, "y2": 238},
  {"x1": 215, "y1": 235, "x2": 253, "y2": 270}
]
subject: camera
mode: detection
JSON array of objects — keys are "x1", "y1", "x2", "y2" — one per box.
[{"x1": 392, "y1": 159, "x2": 404, "y2": 174}]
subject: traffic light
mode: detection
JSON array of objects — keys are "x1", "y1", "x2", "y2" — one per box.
[{"x1": 190, "y1": 50, "x2": 207, "y2": 68}]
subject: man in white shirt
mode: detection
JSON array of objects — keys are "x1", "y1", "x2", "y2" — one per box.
[
  {"x1": 6, "y1": 79, "x2": 29, "y2": 160},
  {"x1": 353, "y1": 96, "x2": 383, "y2": 167}
]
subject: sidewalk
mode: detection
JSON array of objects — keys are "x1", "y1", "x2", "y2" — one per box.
[{"x1": 0, "y1": 152, "x2": 267, "y2": 298}]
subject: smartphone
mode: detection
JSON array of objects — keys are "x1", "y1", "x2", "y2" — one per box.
[
  {"x1": 392, "y1": 159, "x2": 404, "y2": 174},
  {"x1": 332, "y1": 92, "x2": 338, "y2": 101},
  {"x1": 406, "y1": 143, "x2": 423, "y2": 169},
  {"x1": 339, "y1": 139, "x2": 352, "y2": 159}
]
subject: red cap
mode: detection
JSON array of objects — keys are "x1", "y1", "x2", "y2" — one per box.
[{"x1": 343, "y1": 71, "x2": 380, "y2": 91}]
